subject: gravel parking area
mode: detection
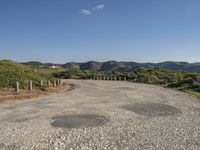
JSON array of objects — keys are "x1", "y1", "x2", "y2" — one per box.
[{"x1": 0, "y1": 79, "x2": 200, "y2": 149}]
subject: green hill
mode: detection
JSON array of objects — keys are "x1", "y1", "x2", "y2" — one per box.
[
  {"x1": 61, "y1": 62, "x2": 81, "y2": 69},
  {"x1": 80, "y1": 61, "x2": 102, "y2": 71}
]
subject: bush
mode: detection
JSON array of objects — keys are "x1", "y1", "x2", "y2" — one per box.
[{"x1": 0, "y1": 60, "x2": 52, "y2": 89}]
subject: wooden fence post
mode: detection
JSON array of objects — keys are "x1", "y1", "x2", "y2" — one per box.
[
  {"x1": 60, "y1": 80, "x2": 62, "y2": 86},
  {"x1": 16, "y1": 82, "x2": 19, "y2": 92},
  {"x1": 40, "y1": 80, "x2": 43, "y2": 87},
  {"x1": 134, "y1": 78, "x2": 137, "y2": 82},
  {"x1": 58, "y1": 80, "x2": 60, "y2": 85},
  {"x1": 53, "y1": 80, "x2": 56, "y2": 87},
  {"x1": 148, "y1": 78, "x2": 151, "y2": 84},
  {"x1": 29, "y1": 80, "x2": 33, "y2": 91},
  {"x1": 58, "y1": 80, "x2": 61, "y2": 86},
  {"x1": 114, "y1": 76, "x2": 116, "y2": 81}
]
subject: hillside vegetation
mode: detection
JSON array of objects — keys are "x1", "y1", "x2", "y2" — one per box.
[{"x1": 0, "y1": 60, "x2": 54, "y2": 89}]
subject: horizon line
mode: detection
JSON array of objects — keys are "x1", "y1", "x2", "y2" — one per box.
[{"x1": 1, "y1": 59, "x2": 200, "y2": 64}]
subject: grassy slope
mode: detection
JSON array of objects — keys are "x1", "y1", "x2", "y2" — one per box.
[{"x1": 0, "y1": 60, "x2": 53, "y2": 88}]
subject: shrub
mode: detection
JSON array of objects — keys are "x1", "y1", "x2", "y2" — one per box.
[{"x1": 0, "y1": 60, "x2": 52, "y2": 89}]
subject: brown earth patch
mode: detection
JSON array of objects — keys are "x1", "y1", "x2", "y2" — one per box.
[{"x1": 0, "y1": 84, "x2": 70, "y2": 103}]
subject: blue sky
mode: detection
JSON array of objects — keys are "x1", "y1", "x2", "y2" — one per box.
[{"x1": 0, "y1": 0, "x2": 200, "y2": 63}]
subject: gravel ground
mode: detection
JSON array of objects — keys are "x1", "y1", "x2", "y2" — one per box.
[{"x1": 0, "y1": 79, "x2": 200, "y2": 150}]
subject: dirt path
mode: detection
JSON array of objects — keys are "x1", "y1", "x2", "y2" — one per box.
[{"x1": 0, "y1": 80, "x2": 200, "y2": 149}]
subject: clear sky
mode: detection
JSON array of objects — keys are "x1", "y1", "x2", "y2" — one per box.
[{"x1": 0, "y1": 0, "x2": 200, "y2": 63}]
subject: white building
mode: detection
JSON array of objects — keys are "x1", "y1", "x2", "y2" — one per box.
[{"x1": 49, "y1": 65, "x2": 59, "y2": 69}]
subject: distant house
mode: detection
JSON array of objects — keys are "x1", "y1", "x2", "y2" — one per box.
[{"x1": 50, "y1": 65, "x2": 59, "y2": 69}]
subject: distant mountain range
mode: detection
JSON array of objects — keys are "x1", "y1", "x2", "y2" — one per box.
[{"x1": 21, "y1": 61, "x2": 200, "y2": 72}]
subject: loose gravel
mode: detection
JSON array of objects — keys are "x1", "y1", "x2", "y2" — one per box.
[{"x1": 0, "y1": 79, "x2": 200, "y2": 149}]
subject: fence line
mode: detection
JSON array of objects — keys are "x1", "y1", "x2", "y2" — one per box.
[{"x1": 15, "y1": 79, "x2": 62, "y2": 92}]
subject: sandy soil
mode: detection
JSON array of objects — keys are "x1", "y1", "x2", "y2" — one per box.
[{"x1": 0, "y1": 79, "x2": 200, "y2": 149}]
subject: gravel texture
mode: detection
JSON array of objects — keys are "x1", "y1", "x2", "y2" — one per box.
[{"x1": 0, "y1": 79, "x2": 200, "y2": 150}]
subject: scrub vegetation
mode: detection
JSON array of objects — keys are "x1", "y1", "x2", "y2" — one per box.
[{"x1": 0, "y1": 60, "x2": 54, "y2": 89}]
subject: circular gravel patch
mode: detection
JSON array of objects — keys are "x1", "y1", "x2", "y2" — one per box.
[
  {"x1": 51, "y1": 114, "x2": 108, "y2": 128},
  {"x1": 123, "y1": 103, "x2": 181, "y2": 117}
]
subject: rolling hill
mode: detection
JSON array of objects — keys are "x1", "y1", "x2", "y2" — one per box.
[{"x1": 20, "y1": 61, "x2": 200, "y2": 72}]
